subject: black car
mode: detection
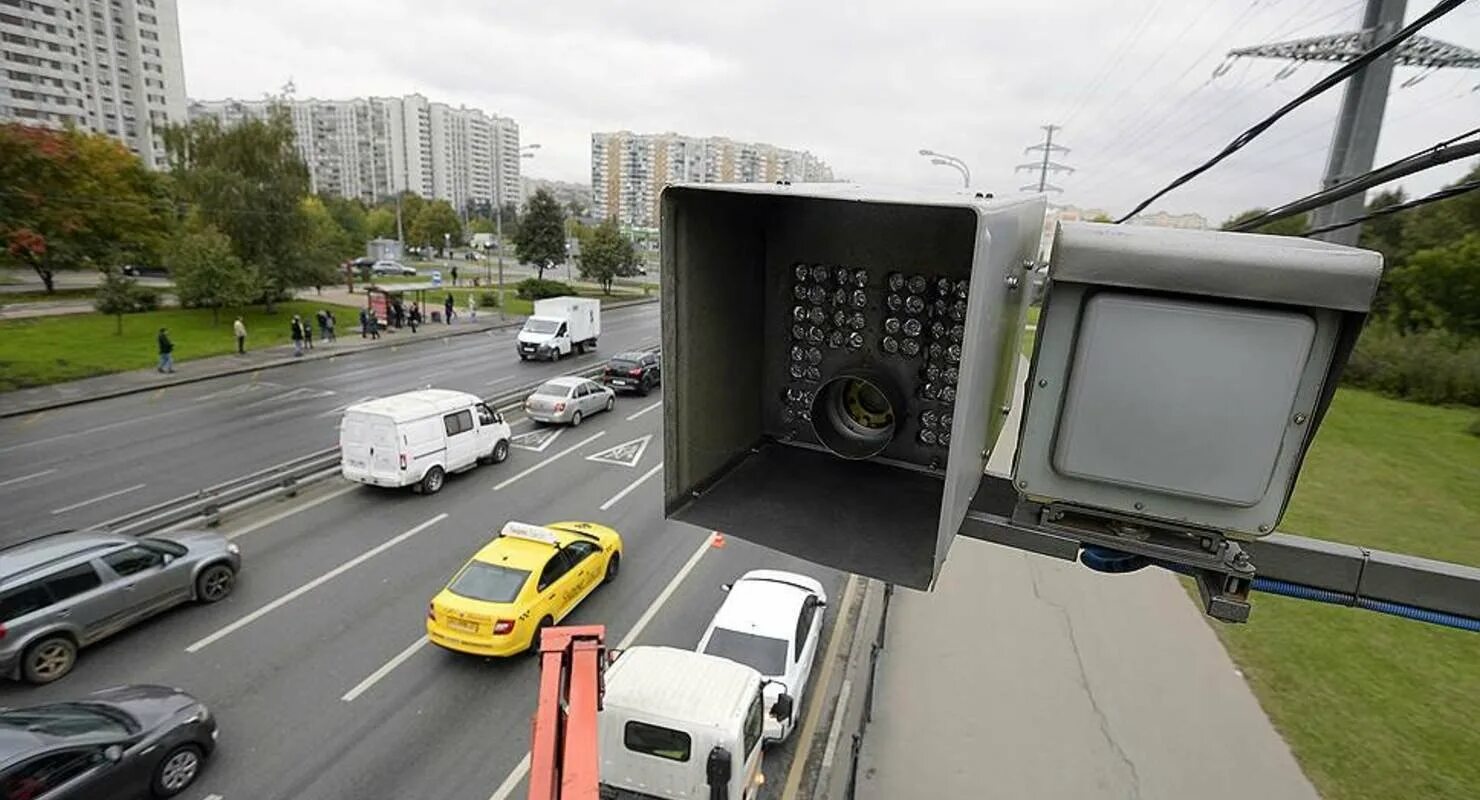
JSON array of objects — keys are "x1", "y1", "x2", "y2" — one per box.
[
  {"x1": 0, "y1": 685, "x2": 217, "y2": 798},
  {"x1": 602, "y1": 351, "x2": 661, "y2": 396}
]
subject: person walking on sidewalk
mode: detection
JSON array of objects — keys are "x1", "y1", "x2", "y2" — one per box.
[
  {"x1": 325, "y1": 309, "x2": 337, "y2": 342},
  {"x1": 234, "y1": 317, "x2": 247, "y2": 354},
  {"x1": 316, "y1": 309, "x2": 329, "y2": 342},
  {"x1": 451, "y1": 265, "x2": 459, "y2": 287},
  {"x1": 302, "y1": 315, "x2": 314, "y2": 351},
  {"x1": 156, "y1": 328, "x2": 175, "y2": 373},
  {"x1": 359, "y1": 308, "x2": 371, "y2": 339},
  {"x1": 409, "y1": 303, "x2": 421, "y2": 333},
  {"x1": 444, "y1": 293, "x2": 455, "y2": 325},
  {"x1": 291, "y1": 315, "x2": 305, "y2": 357}
]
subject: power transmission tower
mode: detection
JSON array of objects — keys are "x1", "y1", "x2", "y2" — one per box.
[
  {"x1": 1229, "y1": 0, "x2": 1479, "y2": 245},
  {"x1": 1016, "y1": 125, "x2": 1074, "y2": 193}
]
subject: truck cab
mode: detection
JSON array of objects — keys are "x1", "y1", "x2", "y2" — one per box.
[{"x1": 599, "y1": 646, "x2": 789, "y2": 800}]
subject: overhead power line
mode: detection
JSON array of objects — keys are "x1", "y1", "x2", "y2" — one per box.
[
  {"x1": 1302, "y1": 178, "x2": 1480, "y2": 236},
  {"x1": 1016, "y1": 125, "x2": 1074, "y2": 194},
  {"x1": 1231, "y1": 128, "x2": 1480, "y2": 231},
  {"x1": 1115, "y1": 0, "x2": 1470, "y2": 224}
]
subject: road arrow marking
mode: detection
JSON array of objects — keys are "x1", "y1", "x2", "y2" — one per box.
[{"x1": 585, "y1": 434, "x2": 652, "y2": 468}]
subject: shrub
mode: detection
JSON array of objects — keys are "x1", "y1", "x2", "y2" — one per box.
[
  {"x1": 132, "y1": 288, "x2": 160, "y2": 312},
  {"x1": 1343, "y1": 326, "x2": 1480, "y2": 406},
  {"x1": 479, "y1": 291, "x2": 500, "y2": 308},
  {"x1": 515, "y1": 278, "x2": 574, "y2": 300}
]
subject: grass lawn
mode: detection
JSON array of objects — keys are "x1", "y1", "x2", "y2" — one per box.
[
  {"x1": 0, "y1": 287, "x2": 104, "y2": 304},
  {"x1": 1206, "y1": 389, "x2": 1480, "y2": 800},
  {"x1": 0, "y1": 300, "x2": 359, "y2": 392}
]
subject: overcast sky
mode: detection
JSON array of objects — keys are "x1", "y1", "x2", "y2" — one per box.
[{"x1": 179, "y1": 0, "x2": 1479, "y2": 224}]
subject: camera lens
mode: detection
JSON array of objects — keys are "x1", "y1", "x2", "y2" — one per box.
[{"x1": 810, "y1": 373, "x2": 902, "y2": 460}]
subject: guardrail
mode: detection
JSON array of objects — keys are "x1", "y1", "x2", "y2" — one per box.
[{"x1": 98, "y1": 342, "x2": 660, "y2": 538}]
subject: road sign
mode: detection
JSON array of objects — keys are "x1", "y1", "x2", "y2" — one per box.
[{"x1": 585, "y1": 435, "x2": 652, "y2": 468}]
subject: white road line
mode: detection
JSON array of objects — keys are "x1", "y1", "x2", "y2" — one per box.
[
  {"x1": 491, "y1": 431, "x2": 606, "y2": 491},
  {"x1": 202, "y1": 794, "x2": 224, "y2": 800},
  {"x1": 342, "y1": 635, "x2": 429, "y2": 702},
  {"x1": 819, "y1": 678, "x2": 854, "y2": 772},
  {"x1": 599, "y1": 462, "x2": 663, "y2": 511},
  {"x1": 485, "y1": 375, "x2": 517, "y2": 388},
  {"x1": 186, "y1": 513, "x2": 447, "y2": 653},
  {"x1": 487, "y1": 533, "x2": 714, "y2": 800},
  {"x1": 0, "y1": 468, "x2": 56, "y2": 489},
  {"x1": 0, "y1": 409, "x2": 178, "y2": 453},
  {"x1": 625, "y1": 400, "x2": 662, "y2": 421},
  {"x1": 50, "y1": 483, "x2": 146, "y2": 515},
  {"x1": 225, "y1": 483, "x2": 359, "y2": 540}
]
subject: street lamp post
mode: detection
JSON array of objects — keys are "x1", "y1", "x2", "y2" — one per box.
[
  {"x1": 919, "y1": 148, "x2": 971, "y2": 188},
  {"x1": 495, "y1": 143, "x2": 540, "y2": 318}
]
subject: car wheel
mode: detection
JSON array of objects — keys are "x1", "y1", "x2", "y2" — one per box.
[
  {"x1": 152, "y1": 743, "x2": 204, "y2": 797},
  {"x1": 421, "y1": 466, "x2": 445, "y2": 495},
  {"x1": 638, "y1": 377, "x2": 651, "y2": 397},
  {"x1": 196, "y1": 564, "x2": 236, "y2": 603},
  {"x1": 570, "y1": 411, "x2": 582, "y2": 427},
  {"x1": 528, "y1": 616, "x2": 553, "y2": 655},
  {"x1": 22, "y1": 636, "x2": 76, "y2": 684},
  {"x1": 604, "y1": 553, "x2": 621, "y2": 584},
  {"x1": 575, "y1": 342, "x2": 586, "y2": 355},
  {"x1": 604, "y1": 395, "x2": 614, "y2": 413},
  {"x1": 519, "y1": 354, "x2": 528, "y2": 361},
  {"x1": 491, "y1": 440, "x2": 510, "y2": 464}
]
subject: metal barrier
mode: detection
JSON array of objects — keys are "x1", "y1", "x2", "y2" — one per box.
[{"x1": 846, "y1": 582, "x2": 894, "y2": 800}]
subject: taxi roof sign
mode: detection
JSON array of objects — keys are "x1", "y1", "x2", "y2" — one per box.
[{"x1": 500, "y1": 521, "x2": 561, "y2": 546}]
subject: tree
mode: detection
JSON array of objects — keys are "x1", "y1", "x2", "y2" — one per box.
[
  {"x1": 566, "y1": 198, "x2": 589, "y2": 218},
  {"x1": 515, "y1": 189, "x2": 567, "y2": 279},
  {"x1": 94, "y1": 267, "x2": 145, "y2": 335},
  {"x1": 498, "y1": 201, "x2": 522, "y2": 240},
  {"x1": 1220, "y1": 208, "x2": 1310, "y2": 236},
  {"x1": 166, "y1": 225, "x2": 256, "y2": 324},
  {"x1": 468, "y1": 218, "x2": 496, "y2": 236},
  {"x1": 321, "y1": 195, "x2": 369, "y2": 249},
  {"x1": 163, "y1": 110, "x2": 312, "y2": 309},
  {"x1": 578, "y1": 220, "x2": 641, "y2": 294},
  {"x1": 0, "y1": 124, "x2": 170, "y2": 292},
  {"x1": 366, "y1": 207, "x2": 398, "y2": 240},
  {"x1": 409, "y1": 200, "x2": 463, "y2": 254},
  {"x1": 1387, "y1": 233, "x2": 1480, "y2": 339}
]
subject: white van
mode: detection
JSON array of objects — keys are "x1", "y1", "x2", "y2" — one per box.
[
  {"x1": 339, "y1": 389, "x2": 512, "y2": 495},
  {"x1": 600, "y1": 646, "x2": 791, "y2": 800}
]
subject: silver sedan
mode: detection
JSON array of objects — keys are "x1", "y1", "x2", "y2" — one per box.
[{"x1": 524, "y1": 376, "x2": 615, "y2": 426}]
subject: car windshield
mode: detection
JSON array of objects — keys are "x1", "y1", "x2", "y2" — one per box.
[
  {"x1": 0, "y1": 703, "x2": 135, "y2": 738},
  {"x1": 534, "y1": 381, "x2": 572, "y2": 397},
  {"x1": 609, "y1": 359, "x2": 641, "y2": 370},
  {"x1": 448, "y1": 562, "x2": 530, "y2": 604},
  {"x1": 703, "y1": 628, "x2": 788, "y2": 677},
  {"x1": 524, "y1": 319, "x2": 561, "y2": 334}
]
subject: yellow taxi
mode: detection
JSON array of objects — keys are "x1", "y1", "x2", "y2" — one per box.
[{"x1": 427, "y1": 520, "x2": 623, "y2": 657}]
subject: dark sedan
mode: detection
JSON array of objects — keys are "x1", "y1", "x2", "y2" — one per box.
[{"x1": 0, "y1": 685, "x2": 217, "y2": 798}]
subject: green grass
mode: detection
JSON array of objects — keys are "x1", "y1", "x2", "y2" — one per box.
[
  {"x1": 1206, "y1": 389, "x2": 1480, "y2": 800},
  {"x1": 0, "y1": 300, "x2": 358, "y2": 391},
  {"x1": 0, "y1": 287, "x2": 104, "y2": 303}
]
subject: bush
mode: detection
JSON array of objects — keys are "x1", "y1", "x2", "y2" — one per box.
[
  {"x1": 1343, "y1": 325, "x2": 1480, "y2": 406},
  {"x1": 479, "y1": 291, "x2": 500, "y2": 308},
  {"x1": 515, "y1": 278, "x2": 574, "y2": 300},
  {"x1": 132, "y1": 288, "x2": 160, "y2": 312},
  {"x1": 1468, "y1": 417, "x2": 1480, "y2": 438}
]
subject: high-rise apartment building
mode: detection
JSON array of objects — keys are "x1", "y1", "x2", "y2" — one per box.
[
  {"x1": 188, "y1": 94, "x2": 522, "y2": 210},
  {"x1": 1, "y1": 0, "x2": 188, "y2": 168},
  {"x1": 590, "y1": 131, "x2": 834, "y2": 227}
]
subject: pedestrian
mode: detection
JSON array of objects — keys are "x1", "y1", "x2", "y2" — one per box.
[
  {"x1": 393, "y1": 300, "x2": 405, "y2": 329},
  {"x1": 409, "y1": 303, "x2": 420, "y2": 333},
  {"x1": 302, "y1": 314, "x2": 314, "y2": 350},
  {"x1": 157, "y1": 327, "x2": 175, "y2": 373},
  {"x1": 467, "y1": 294, "x2": 477, "y2": 322},
  {"x1": 451, "y1": 265, "x2": 459, "y2": 287},
  {"x1": 233, "y1": 317, "x2": 247, "y2": 355},
  {"x1": 316, "y1": 309, "x2": 329, "y2": 342},
  {"x1": 359, "y1": 308, "x2": 370, "y2": 339},
  {"x1": 291, "y1": 315, "x2": 305, "y2": 357},
  {"x1": 368, "y1": 309, "x2": 380, "y2": 340},
  {"x1": 444, "y1": 293, "x2": 455, "y2": 325},
  {"x1": 325, "y1": 309, "x2": 337, "y2": 342}
]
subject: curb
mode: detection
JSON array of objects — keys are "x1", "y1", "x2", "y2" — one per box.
[
  {"x1": 818, "y1": 579, "x2": 893, "y2": 800},
  {"x1": 0, "y1": 297, "x2": 658, "y2": 418}
]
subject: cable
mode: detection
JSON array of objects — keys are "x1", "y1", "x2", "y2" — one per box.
[
  {"x1": 1115, "y1": 0, "x2": 1470, "y2": 223},
  {"x1": 1060, "y1": 0, "x2": 1169, "y2": 129},
  {"x1": 1301, "y1": 178, "x2": 1480, "y2": 236},
  {"x1": 1253, "y1": 577, "x2": 1480, "y2": 633}
]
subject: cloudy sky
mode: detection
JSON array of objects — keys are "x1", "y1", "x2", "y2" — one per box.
[{"x1": 179, "y1": 0, "x2": 1479, "y2": 224}]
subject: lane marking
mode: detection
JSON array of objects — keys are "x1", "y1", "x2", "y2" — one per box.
[
  {"x1": 341, "y1": 635, "x2": 429, "y2": 702},
  {"x1": 780, "y1": 573, "x2": 861, "y2": 800},
  {"x1": 485, "y1": 375, "x2": 517, "y2": 388},
  {"x1": 598, "y1": 462, "x2": 662, "y2": 511},
  {"x1": 0, "y1": 468, "x2": 56, "y2": 489},
  {"x1": 0, "y1": 409, "x2": 181, "y2": 453},
  {"x1": 203, "y1": 794, "x2": 224, "y2": 800},
  {"x1": 625, "y1": 400, "x2": 662, "y2": 421},
  {"x1": 492, "y1": 431, "x2": 605, "y2": 491},
  {"x1": 225, "y1": 483, "x2": 359, "y2": 540},
  {"x1": 509, "y1": 427, "x2": 562, "y2": 453},
  {"x1": 487, "y1": 533, "x2": 714, "y2": 800},
  {"x1": 186, "y1": 513, "x2": 448, "y2": 653},
  {"x1": 585, "y1": 435, "x2": 652, "y2": 469},
  {"x1": 819, "y1": 678, "x2": 854, "y2": 772},
  {"x1": 50, "y1": 483, "x2": 146, "y2": 515}
]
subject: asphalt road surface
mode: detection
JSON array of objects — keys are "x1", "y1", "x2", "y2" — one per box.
[
  {"x1": 0, "y1": 303, "x2": 661, "y2": 541},
  {"x1": 0, "y1": 392, "x2": 846, "y2": 800}
]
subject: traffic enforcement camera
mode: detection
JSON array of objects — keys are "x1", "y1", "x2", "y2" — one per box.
[{"x1": 659, "y1": 184, "x2": 1045, "y2": 589}]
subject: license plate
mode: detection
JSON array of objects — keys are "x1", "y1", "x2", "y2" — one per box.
[
  {"x1": 447, "y1": 618, "x2": 479, "y2": 633},
  {"x1": 612, "y1": 379, "x2": 630, "y2": 386}
]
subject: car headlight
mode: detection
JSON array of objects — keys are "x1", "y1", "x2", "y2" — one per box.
[{"x1": 226, "y1": 542, "x2": 240, "y2": 555}]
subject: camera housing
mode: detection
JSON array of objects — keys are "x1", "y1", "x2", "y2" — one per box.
[{"x1": 660, "y1": 183, "x2": 1045, "y2": 588}]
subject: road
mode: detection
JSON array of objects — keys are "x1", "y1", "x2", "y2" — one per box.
[
  {"x1": 0, "y1": 302, "x2": 661, "y2": 541},
  {"x1": 0, "y1": 389, "x2": 845, "y2": 799}
]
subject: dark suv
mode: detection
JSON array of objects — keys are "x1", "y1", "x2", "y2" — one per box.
[{"x1": 602, "y1": 351, "x2": 661, "y2": 396}]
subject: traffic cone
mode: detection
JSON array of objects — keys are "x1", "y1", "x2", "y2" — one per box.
[{"x1": 711, "y1": 532, "x2": 726, "y2": 549}]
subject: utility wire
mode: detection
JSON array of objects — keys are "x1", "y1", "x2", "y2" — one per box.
[
  {"x1": 1302, "y1": 178, "x2": 1480, "y2": 236},
  {"x1": 1115, "y1": 0, "x2": 1469, "y2": 224}
]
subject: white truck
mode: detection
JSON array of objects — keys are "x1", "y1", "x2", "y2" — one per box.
[
  {"x1": 338, "y1": 389, "x2": 511, "y2": 495},
  {"x1": 599, "y1": 646, "x2": 794, "y2": 800},
  {"x1": 517, "y1": 296, "x2": 601, "y2": 361}
]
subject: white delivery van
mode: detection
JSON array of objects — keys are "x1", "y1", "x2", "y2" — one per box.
[
  {"x1": 517, "y1": 296, "x2": 601, "y2": 361},
  {"x1": 600, "y1": 646, "x2": 793, "y2": 800},
  {"x1": 339, "y1": 389, "x2": 512, "y2": 495}
]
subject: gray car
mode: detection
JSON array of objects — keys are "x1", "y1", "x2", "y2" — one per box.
[
  {"x1": 523, "y1": 376, "x2": 616, "y2": 426},
  {"x1": 0, "y1": 531, "x2": 242, "y2": 685}
]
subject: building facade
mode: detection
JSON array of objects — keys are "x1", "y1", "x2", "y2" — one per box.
[
  {"x1": 188, "y1": 93, "x2": 522, "y2": 210},
  {"x1": 1, "y1": 0, "x2": 188, "y2": 168},
  {"x1": 590, "y1": 131, "x2": 834, "y2": 227}
]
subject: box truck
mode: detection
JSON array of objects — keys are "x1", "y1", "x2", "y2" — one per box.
[{"x1": 517, "y1": 297, "x2": 601, "y2": 361}]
